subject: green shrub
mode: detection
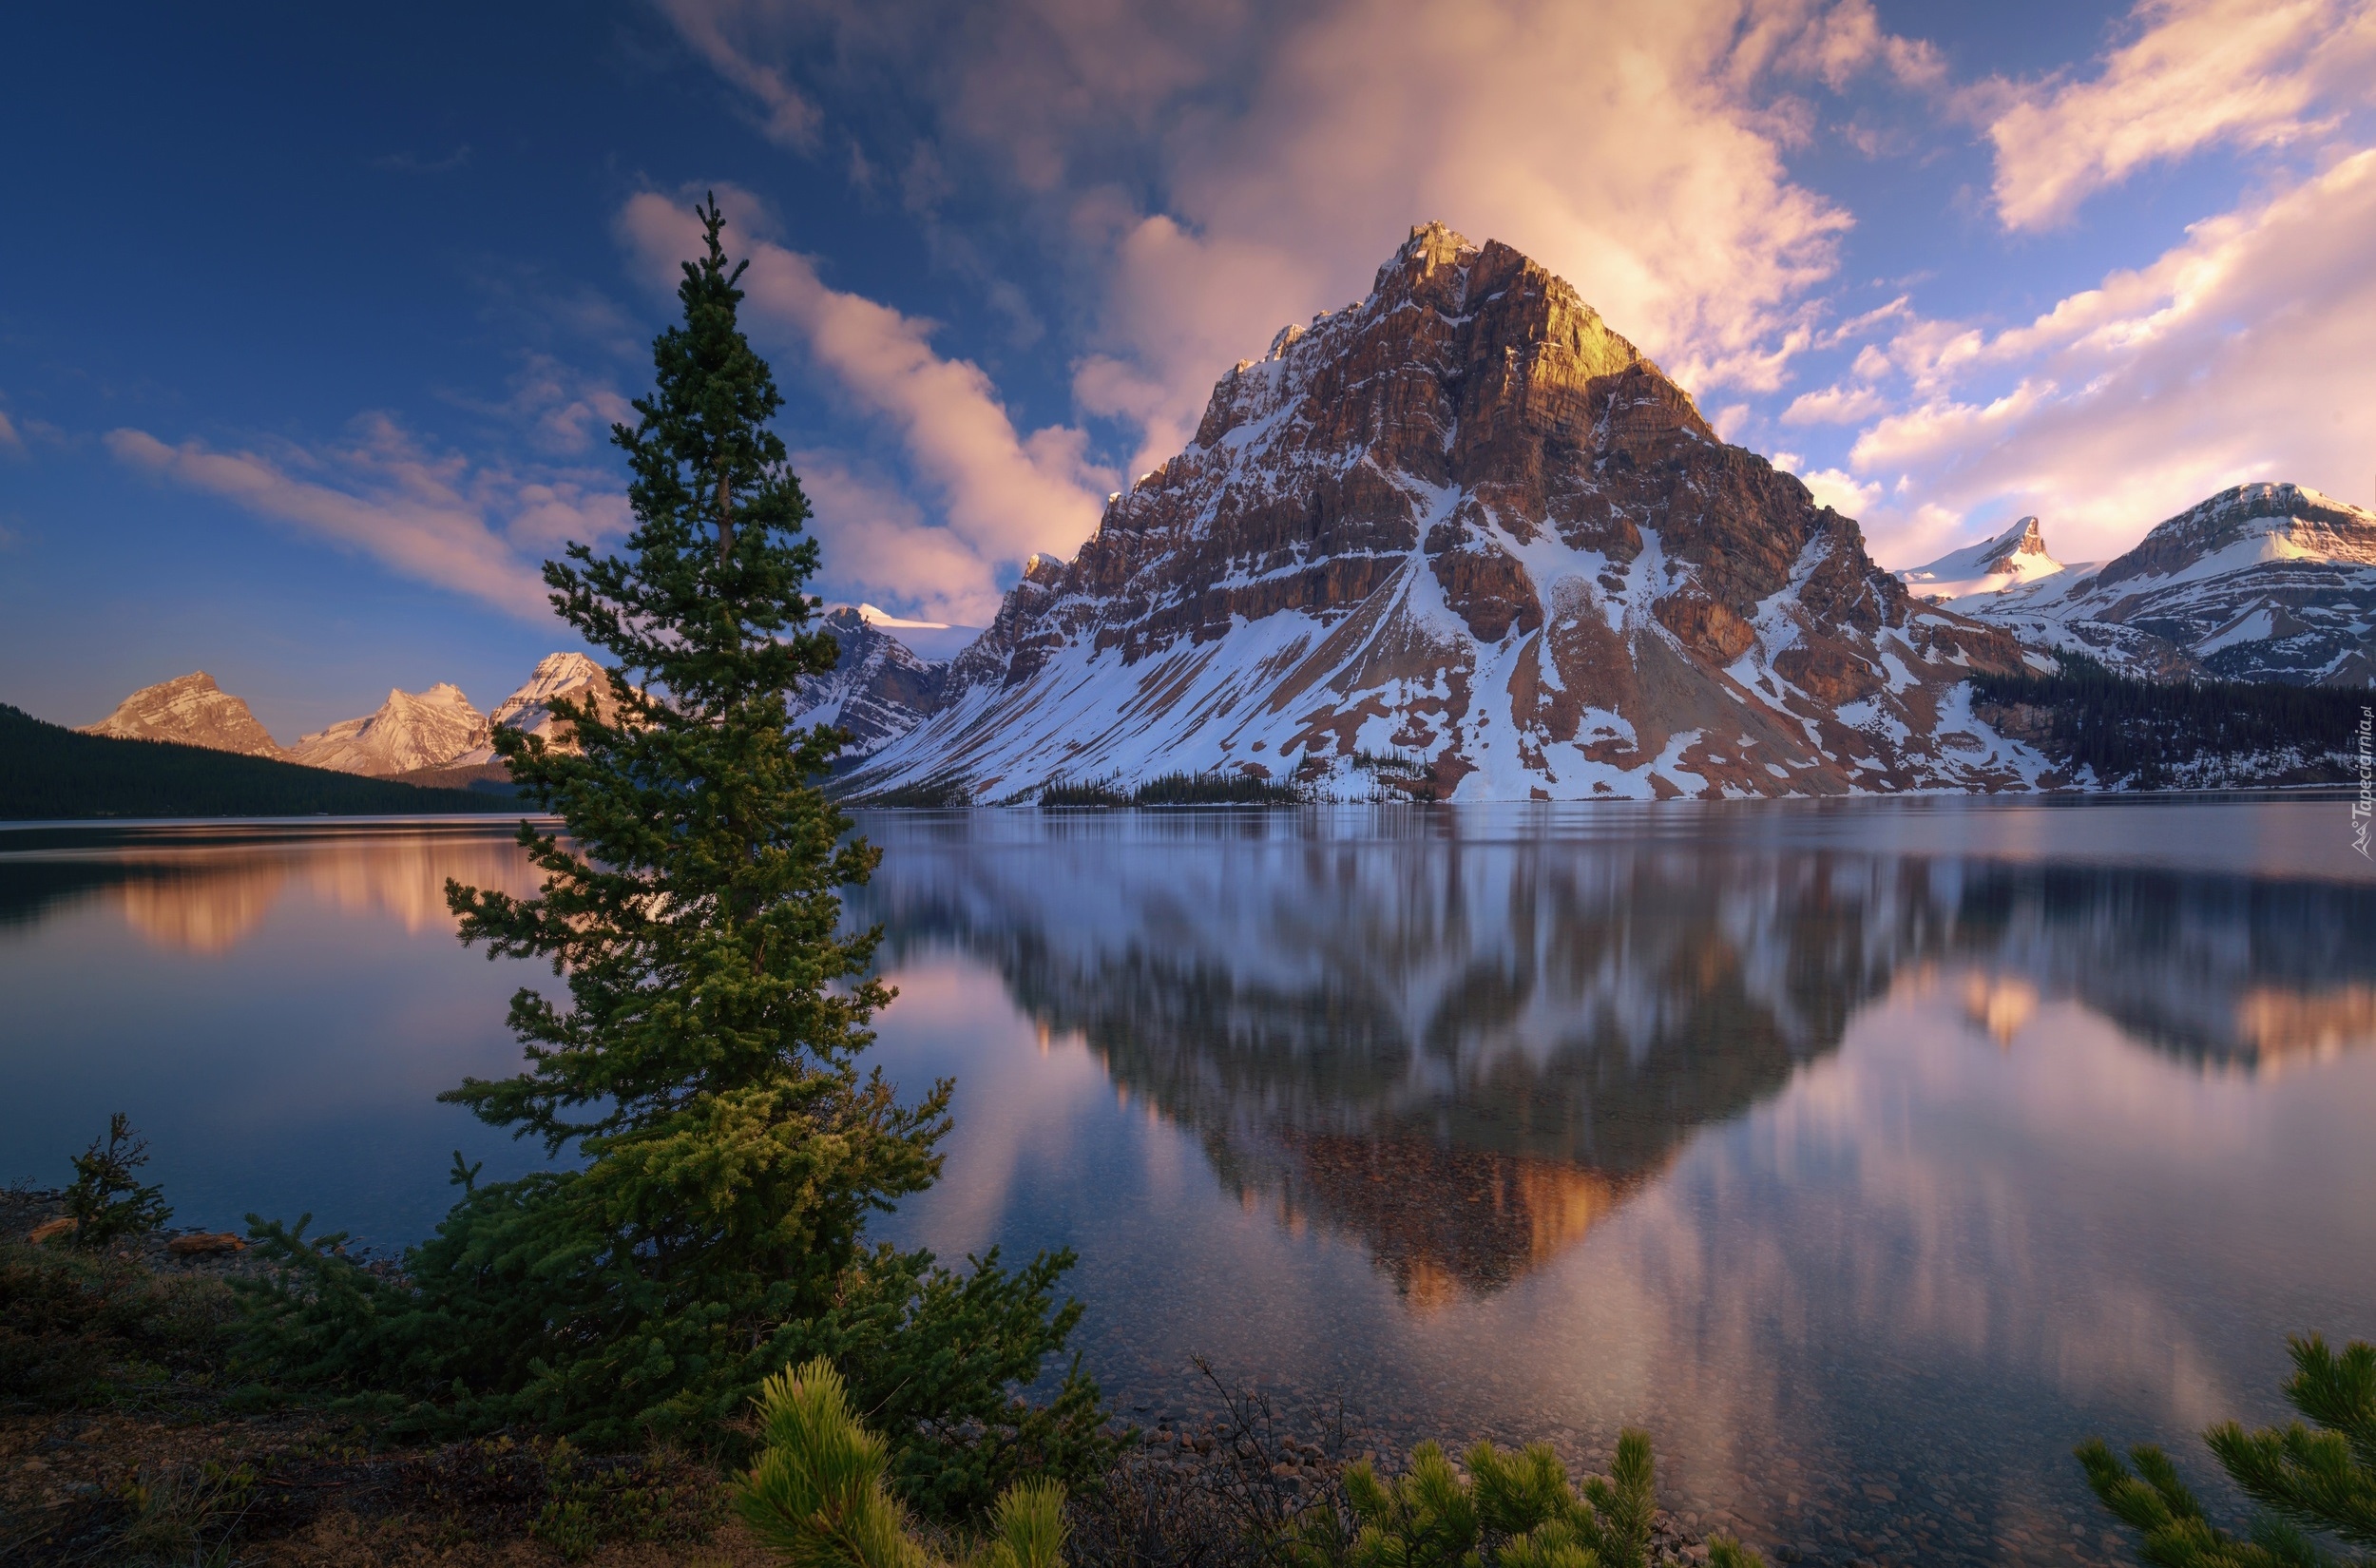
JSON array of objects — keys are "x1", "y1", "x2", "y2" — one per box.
[
  {"x1": 1298, "y1": 1428, "x2": 1762, "y2": 1568},
  {"x1": 736, "y1": 1356, "x2": 1066, "y2": 1568},
  {"x1": 0, "y1": 1233, "x2": 235, "y2": 1409}
]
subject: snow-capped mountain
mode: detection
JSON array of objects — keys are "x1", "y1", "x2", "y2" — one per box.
[
  {"x1": 1965, "y1": 484, "x2": 2376, "y2": 685},
  {"x1": 447, "y1": 651, "x2": 619, "y2": 766},
  {"x1": 284, "y1": 683, "x2": 489, "y2": 776},
  {"x1": 489, "y1": 651, "x2": 606, "y2": 735},
  {"x1": 1896, "y1": 517, "x2": 2071, "y2": 605},
  {"x1": 841, "y1": 222, "x2": 2039, "y2": 803},
  {"x1": 79, "y1": 672, "x2": 281, "y2": 756},
  {"x1": 790, "y1": 607, "x2": 950, "y2": 759}
]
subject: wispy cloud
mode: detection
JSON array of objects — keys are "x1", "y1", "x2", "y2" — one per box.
[
  {"x1": 445, "y1": 353, "x2": 638, "y2": 456},
  {"x1": 106, "y1": 415, "x2": 628, "y2": 620},
  {"x1": 1782, "y1": 382, "x2": 1891, "y2": 426},
  {"x1": 1981, "y1": 0, "x2": 2376, "y2": 230},
  {"x1": 619, "y1": 189, "x2": 1115, "y2": 622},
  {"x1": 0, "y1": 410, "x2": 21, "y2": 455},
  {"x1": 654, "y1": 0, "x2": 822, "y2": 151}
]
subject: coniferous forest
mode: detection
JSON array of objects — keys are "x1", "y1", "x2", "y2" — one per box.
[
  {"x1": 1967, "y1": 654, "x2": 2365, "y2": 788},
  {"x1": 0, "y1": 702, "x2": 503, "y2": 819}
]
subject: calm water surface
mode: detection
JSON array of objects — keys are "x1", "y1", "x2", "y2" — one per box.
[{"x1": 3, "y1": 799, "x2": 2372, "y2": 1567}]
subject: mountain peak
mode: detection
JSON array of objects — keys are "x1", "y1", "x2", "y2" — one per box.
[
  {"x1": 286, "y1": 683, "x2": 489, "y2": 776},
  {"x1": 1953, "y1": 480, "x2": 2376, "y2": 685},
  {"x1": 1381, "y1": 220, "x2": 1477, "y2": 291},
  {"x1": 1897, "y1": 517, "x2": 2066, "y2": 605},
  {"x1": 80, "y1": 670, "x2": 281, "y2": 757},
  {"x1": 841, "y1": 223, "x2": 2032, "y2": 800},
  {"x1": 2097, "y1": 481, "x2": 2376, "y2": 592}
]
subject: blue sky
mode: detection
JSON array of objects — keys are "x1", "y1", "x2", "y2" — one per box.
[{"x1": 4, "y1": 1, "x2": 2371, "y2": 739}]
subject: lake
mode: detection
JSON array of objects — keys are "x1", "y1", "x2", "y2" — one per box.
[{"x1": 4, "y1": 799, "x2": 2373, "y2": 1566}]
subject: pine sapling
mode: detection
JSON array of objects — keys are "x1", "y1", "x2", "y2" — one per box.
[
  {"x1": 2080, "y1": 1332, "x2": 2376, "y2": 1568},
  {"x1": 65, "y1": 1112, "x2": 172, "y2": 1249}
]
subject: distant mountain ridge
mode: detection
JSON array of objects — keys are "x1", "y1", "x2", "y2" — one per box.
[
  {"x1": 1902, "y1": 483, "x2": 2376, "y2": 686},
  {"x1": 790, "y1": 608, "x2": 951, "y2": 760},
  {"x1": 80, "y1": 654, "x2": 622, "y2": 783},
  {"x1": 285, "y1": 683, "x2": 489, "y2": 775}
]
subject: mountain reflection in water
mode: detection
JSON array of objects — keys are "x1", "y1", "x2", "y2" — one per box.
[
  {"x1": 0, "y1": 820, "x2": 543, "y2": 952},
  {"x1": 853, "y1": 809, "x2": 2376, "y2": 1308},
  {"x1": 848, "y1": 802, "x2": 2376, "y2": 1568}
]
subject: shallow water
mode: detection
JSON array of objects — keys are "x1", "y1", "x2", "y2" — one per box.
[{"x1": 3, "y1": 798, "x2": 2372, "y2": 1566}]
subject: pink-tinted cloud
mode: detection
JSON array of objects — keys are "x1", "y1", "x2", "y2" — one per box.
[
  {"x1": 662, "y1": 0, "x2": 1935, "y2": 484},
  {"x1": 0, "y1": 410, "x2": 21, "y2": 454},
  {"x1": 1782, "y1": 381, "x2": 1891, "y2": 426},
  {"x1": 796, "y1": 454, "x2": 1005, "y2": 625},
  {"x1": 618, "y1": 189, "x2": 1115, "y2": 606},
  {"x1": 1060, "y1": 0, "x2": 1888, "y2": 475},
  {"x1": 106, "y1": 416, "x2": 628, "y2": 620},
  {"x1": 1982, "y1": 0, "x2": 2376, "y2": 230},
  {"x1": 1846, "y1": 149, "x2": 2376, "y2": 565}
]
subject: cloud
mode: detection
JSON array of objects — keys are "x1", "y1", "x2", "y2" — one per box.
[
  {"x1": 1982, "y1": 0, "x2": 2376, "y2": 230},
  {"x1": 796, "y1": 454, "x2": 1005, "y2": 625},
  {"x1": 655, "y1": 0, "x2": 822, "y2": 151},
  {"x1": 447, "y1": 353, "x2": 638, "y2": 455},
  {"x1": 661, "y1": 0, "x2": 1943, "y2": 482},
  {"x1": 618, "y1": 189, "x2": 1115, "y2": 610},
  {"x1": 0, "y1": 411, "x2": 21, "y2": 454},
  {"x1": 1782, "y1": 382, "x2": 1890, "y2": 425},
  {"x1": 1772, "y1": 451, "x2": 1882, "y2": 517},
  {"x1": 1843, "y1": 149, "x2": 2376, "y2": 564},
  {"x1": 106, "y1": 415, "x2": 629, "y2": 620}
]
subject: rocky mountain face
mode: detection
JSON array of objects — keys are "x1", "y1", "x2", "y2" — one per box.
[
  {"x1": 843, "y1": 222, "x2": 2036, "y2": 803},
  {"x1": 284, "y1": 683, "x2": 490, "y2": 776},
  {"x1": 1897, "y1": 517, "x2": 2066, "y2": 605},
  {"x1": 791, "y1": 607, "x2": 949, "y2": 759},
  {"x1": 78, "y1": 672, "x2": 282, "y2": 757},
  {"x1": 1960, "y1": 484, "x2": 2376, "y2": 685}
]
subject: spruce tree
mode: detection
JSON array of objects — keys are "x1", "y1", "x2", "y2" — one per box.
[{"x1": 244, "y1": 201, "x2": 1108, "y2": 1512}]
